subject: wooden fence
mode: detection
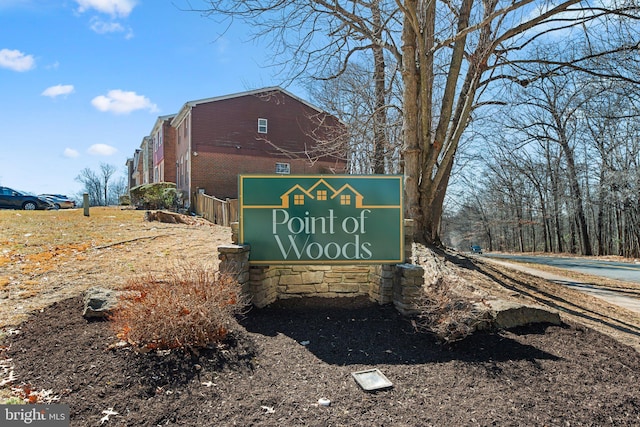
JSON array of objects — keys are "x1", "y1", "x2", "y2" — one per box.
[{"x1": 194, "y1": 193, "x2": 238, "y2": 226}]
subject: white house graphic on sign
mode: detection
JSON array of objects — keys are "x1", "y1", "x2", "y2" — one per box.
[{"x1": 274, "y1": 179, "x2": 398, "y2": 209}]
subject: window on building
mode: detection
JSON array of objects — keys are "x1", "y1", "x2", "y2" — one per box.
[
  {"x1": 317, "y1": 190, "x2": 327, "y2": 201},
  {"x1": 184, "y1": 156, "x2": 188, "y2": 187},
  {"x1": 275, "y1": 162, "x2": 290, "y2": 174},
  {"x1": 340, "y1": 195, "x2": 351, "y2": 205},
  {"x1": 294, "y1": 194, "x2": 305, "y2": 205},
  {"x1": 258, "y1": 118, "x2": 268, "y2": 134}
]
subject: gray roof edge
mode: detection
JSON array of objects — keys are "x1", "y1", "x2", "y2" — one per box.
[
  {"x1": 169, "y1": 86, "x2": 330, "y2": 127},
  {"x1": 150, "y1": 113, "x2": 177, "y2": 135}
]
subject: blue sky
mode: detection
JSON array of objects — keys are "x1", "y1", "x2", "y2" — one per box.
[{"x1": 0, "y1": 0, "x2": 289, "y2": 197}]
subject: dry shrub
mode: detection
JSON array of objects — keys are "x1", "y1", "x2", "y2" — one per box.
[
  {"x1": 110, "y1": 264, "x2": 247, "y2": 351},
  {"x1": 412, "y1": 277, "x2": 488, "y2": 343}
]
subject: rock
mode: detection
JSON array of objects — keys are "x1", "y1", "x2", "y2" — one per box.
[
  {"x1": 474, "y1": 299, "x2": 561, "y2": 330},
  {"x1": 82, "y1": 287, "x2": 120, "y2": 319},
  {"x1": 144, "y1": 210, "x2": 193, "y2": 224}
]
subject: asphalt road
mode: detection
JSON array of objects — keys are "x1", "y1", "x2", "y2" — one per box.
[
  {"x1": 484, "y1": 254, "x2": 640, "y2": 314},
  {"x1": 485, "y1": 254, "x2": 640, "y2": 284}
]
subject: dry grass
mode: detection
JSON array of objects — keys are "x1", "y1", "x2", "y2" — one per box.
[
  {"x1": 0, "y1": 208, "x2": 149, "y2": 277},
  {"x1": 0, "y1": 208, "x2": 140, "y2": 253},
  {"x1": 0, "y1": 207, "x2": 232, "y2": 328}
]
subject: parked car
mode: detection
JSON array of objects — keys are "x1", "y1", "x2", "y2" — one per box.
[
  {"x1": 470, "y1": 245, "x2": 483, "y2": 254},
  {"x1": 0, "y1": 186, "x2": 53, "y2": 210},
  {"x1": 39, "y1": 194, "x2": 76, "y2": 209}
]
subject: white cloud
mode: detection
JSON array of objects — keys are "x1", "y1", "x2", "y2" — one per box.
[
  {"x1": 64, "y1": 148, "x2": 80, "y2": 158},
  {"x1": 0, "y1": 48, "x2": 35, "y2": 72},
  {"x1": 42, "y1": 84, "x2": 75, "y2": 98},
  {"x1": 75, "y1": 0, "x2": 137, "y2": 18},
  {"x1": 90, "y1": 18, "x2": 124, "y2": 34},
  {"x1": 88, "y1": 144, "x2": 118, "y2": 156},
  {"x1": 91, "y1": 89, "x2": 158, "y2": 114}
]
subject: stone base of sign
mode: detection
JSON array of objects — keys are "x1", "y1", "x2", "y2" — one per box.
[
  {"x1": 220, "y1": 221, "x2": 422, "y2": 311},
  {"x1": 217, "y1": 246, "x2": 423, "y2": 312}
]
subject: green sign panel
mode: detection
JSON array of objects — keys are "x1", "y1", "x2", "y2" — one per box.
[{"x1": 239, "y1": 175, "x2": 403, "y2": 265}]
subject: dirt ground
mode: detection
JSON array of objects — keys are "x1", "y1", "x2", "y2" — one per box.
[{"x1": 2, "y1": 208, "x2": 640, "y2": 426}]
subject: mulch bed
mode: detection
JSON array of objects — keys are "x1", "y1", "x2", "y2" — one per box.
[{"x1": 4, "y1": 295, "x2": 640, "y2": 426}]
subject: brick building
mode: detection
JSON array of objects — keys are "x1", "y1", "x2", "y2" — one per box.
[
  {"x1": 150, "y1": 114, "x2": 177, "y2": 184},
  {"x1": 170, "y1": 87, "x2": 347, "y2": 209}
]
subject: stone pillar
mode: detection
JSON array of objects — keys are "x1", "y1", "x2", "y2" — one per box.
[
  {"x1": 230, "y1": 222, "x2": 239, "y2": 245},
  {"x1": 404, "y1": 219, "x2": 414, "y2": 263},
  {"x1": 218, "y1": 244, "x2": 251, "y2": 296},
  {"x1": 369, "y1": 264, "x2": 395, "y2": 304},
  {"x1": 393, "y1": 263, "x2": 424, "y2": 316}
]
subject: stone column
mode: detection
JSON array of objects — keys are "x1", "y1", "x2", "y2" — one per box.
[
  {"x1": 393, "y1": 263, "x2": 424, "y2": 316},
  {"x1": 404, "y1": 219, "x2": 414, "y2": 263},
  {"x1": 218, "y1": 244, "x2": 251, "y2": 296},
  {"x1": 230, "y1": 222, "x2": 239, "y2": 244}
]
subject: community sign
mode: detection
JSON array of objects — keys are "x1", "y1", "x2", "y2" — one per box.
[{"x1": 239, "y1": 175, "x2": 403, "y2": 265}]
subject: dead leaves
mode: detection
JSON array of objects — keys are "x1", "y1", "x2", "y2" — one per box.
[{"x1": 10, "y1": 384, "x2": 60, "y2": 404}]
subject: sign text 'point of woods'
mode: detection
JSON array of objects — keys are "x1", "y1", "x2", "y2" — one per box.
[{"x1": 239, "y1": 175, "x2": 403, "y2": 265}]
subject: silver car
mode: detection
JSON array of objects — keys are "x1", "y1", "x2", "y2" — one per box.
[{"x1": 39, "y1": 194, "x2": 77, "y2": 209}]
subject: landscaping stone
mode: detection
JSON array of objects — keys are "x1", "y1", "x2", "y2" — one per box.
[
  {"x1": 474, "y1": 299, "x2": 562, "y2": 330},
  {"x1": 82, "y1": 287, "x2": 120, "y2": 319}
]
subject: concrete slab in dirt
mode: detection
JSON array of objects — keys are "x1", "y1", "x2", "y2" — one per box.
[{"x1": 480, "y1": 299, "x2": 561, "y2": 329}]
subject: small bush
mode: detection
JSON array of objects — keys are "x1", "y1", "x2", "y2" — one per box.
[
  {"x1": 129, "y1": 183, "x2": 178, "y2": 210},
  {"x1": 110, "y1": 264, "x2": 247, "y2": 351},
  {"x1": 412, "y1": 277, "x2": 487, "y2": 343}
]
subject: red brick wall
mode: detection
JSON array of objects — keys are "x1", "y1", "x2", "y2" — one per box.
[
  {"x1": 191, "y1": 90, "x2": 345, "y2": 162},
  {"x1": 162, "y1": 121, "x2": 177, "y2": 183},
  {"x1": 191, "y1": 152, "x2": 344, "y2": 199},
  {"x1": 187, "y1": 90, "x2": 347, "y2": 200}
]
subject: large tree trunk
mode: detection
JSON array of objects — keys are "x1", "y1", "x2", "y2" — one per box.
[
  {"x1": 401, "y1": 0, "x2": 424, "y2": 240},
  {"x1": 557, "y1": 137, "x2": 592, "y2": 255},
  {"x1": 402, "y1": 0, "x2": 474, "y2": 245},
  {"x1": 371, "y1": 3, "x2": 387, "y2": 174}
]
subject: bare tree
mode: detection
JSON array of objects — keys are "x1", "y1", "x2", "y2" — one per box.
[
  {"x1": 307, "y1": 62, "x2": 403, "y2": 174},
  {"x1": 75, "y1": 163, "x2": 121, "y2": 206},
  {"x1": 100, "y1": 163, "x2": 117, "y2": 207},
  {"x1": 192, "y1": 0, "x2": 640, "y2": 245},
  {"x1": 108, "y1": 176, "x2": 128, "y2": 205},
  {"x1": 452, "y1": 41, "x2": 640, "y2": 257},
  {"x1": 75, "y1": 168, "x2": 102, "y2": 206},
  {"x1": 582, "y1": 83, "x2": 640, "y2": 257}
]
